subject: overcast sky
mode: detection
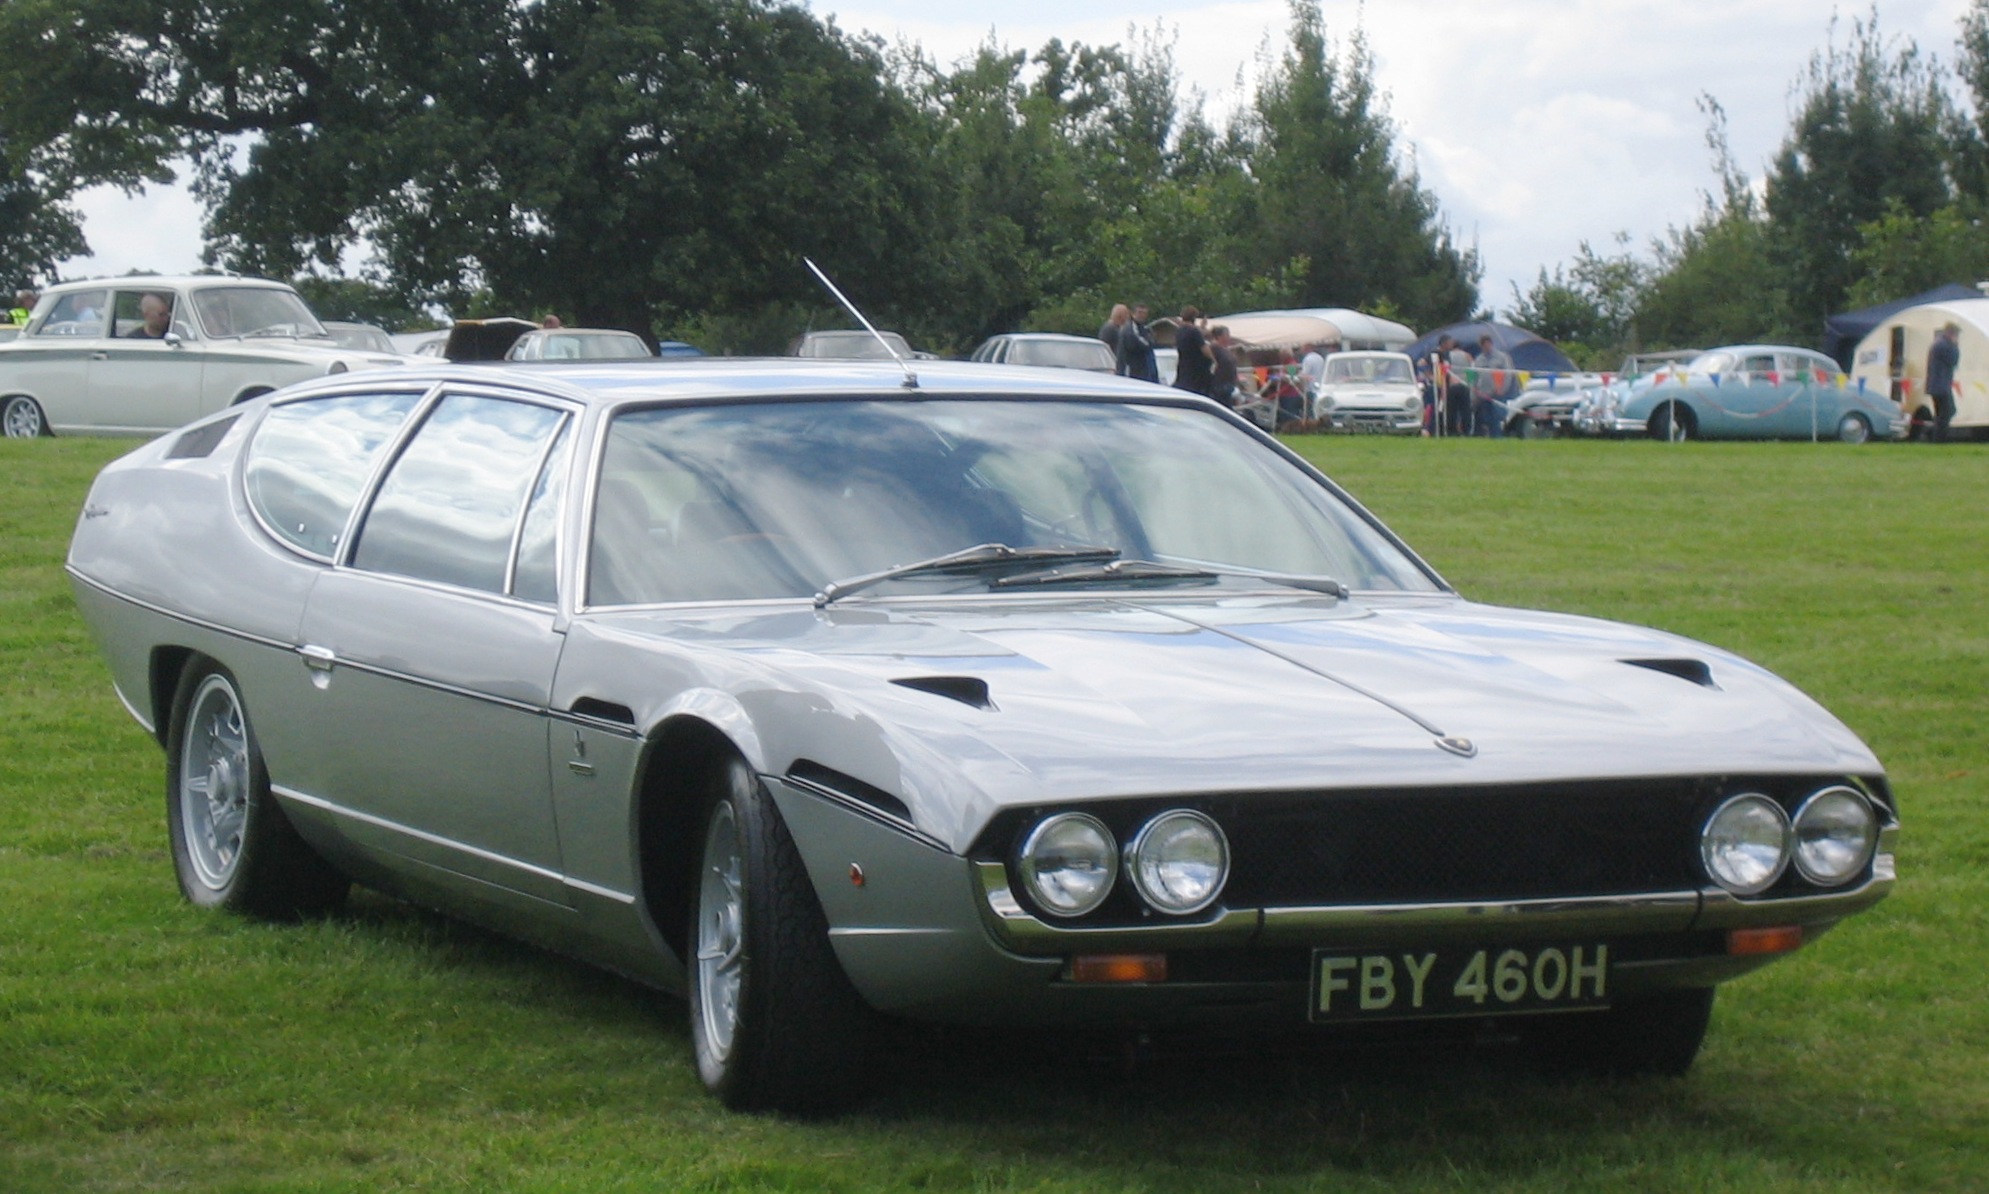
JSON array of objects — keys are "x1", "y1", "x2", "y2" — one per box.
[{"x1": 61, "y1": 0, "x2": 1977, "y2": 317}]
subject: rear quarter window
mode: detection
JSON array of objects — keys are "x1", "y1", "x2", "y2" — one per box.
[{"x1": 245, "y1": 393, "x2": 422, "y2": 558}]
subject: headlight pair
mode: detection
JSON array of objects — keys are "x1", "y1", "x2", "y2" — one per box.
[
  {"x1": 1701, "y1": 786, "x2": 1879, "y2": 895},
  {"x1": 1017, "y1": 809, "x2": 1228, "y2": 918}
]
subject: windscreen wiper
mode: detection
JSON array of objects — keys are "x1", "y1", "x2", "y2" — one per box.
[
  {"x1": 993, "y1": 562, "x2": 1349, "y2": 598},
  {"x1": 991, "y1": 559, "x2": 1220, "y2": 589},
  {"x1": 814, "y1": 543, "x2": 1121, "y2": 607}
]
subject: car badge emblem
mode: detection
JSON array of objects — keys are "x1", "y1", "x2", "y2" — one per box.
[{"x1": 1436, "y1": 736, "x2": 1477, "y2": 758}]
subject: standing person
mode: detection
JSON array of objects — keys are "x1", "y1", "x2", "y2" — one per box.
[
  {"x1": 1172, "y1": 306, "x2": 1213, "y2": 398},
  {"x1": 8, "y1": 290, "x2": 34, "y2": 324},
  {"x1": 1926, "y1": 321, "x2": 1960, "y2": 443},
  {"x1": 1472, "y1": 333, "x2": 1514, "y2": 437},
  {"x1": 1098, "y1": 304, "x2": 1129, "y2": 372},
  {"x1": 1299, "y1": 341, "x2": 1327, "y2": 417},
  {"x1": 1119, "y1": 303, "x2": 1158, "y2": 382},
  {"x1": 1438, "y1": 334, "x2": 1473, "y2": 436},
  {"x1": 541, "y1": 313, "x2": 563, "y2": 329},
  {"x1": 1208, "y1": 326, "x2": 1241, "y2": 407}
]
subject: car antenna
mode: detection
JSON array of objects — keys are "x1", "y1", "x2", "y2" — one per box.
[{"x1": 803, "y1": 257, "x2": 917, "y2": 389}]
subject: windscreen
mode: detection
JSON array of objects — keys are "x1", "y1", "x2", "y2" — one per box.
[{"x1": 589, "y1": 399, "x2": 1439, "y2": 605}]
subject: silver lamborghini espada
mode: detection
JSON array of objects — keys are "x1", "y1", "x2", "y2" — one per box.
[{"x1": 67, "y1": 359, "x2": 1896, "y2": 1112}]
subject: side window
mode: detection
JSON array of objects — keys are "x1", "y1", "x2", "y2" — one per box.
[
  {"x1": 33, "y1": 290, "x2": 108, "y2": 337},
  {"x1": 111, "y1": 290, "x2": 184, "y2": 340},
  {"x1": 353, "y1": 394, "x2": 565, "y2": 593},
  {"x1": 511, "y1": 418, "x2": 574, "y2": 604},
  {"x1": 245, "y1": 393, "x2": 421, "y2": 558},
  {"x1": 1741, "y1": 355, "x2": 1776, "y2": 377}
]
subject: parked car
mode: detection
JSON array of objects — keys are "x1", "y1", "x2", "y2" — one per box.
[
  {"x1": 788, "y1": 328, "x2": 921, "y2": 360},
  {"x1": 69, "y1": 359, "x2": 1896, "y2": 1113},
  {"x1": 507, "y1": 328, "x2": 654, "y2": 361},
  {"x1": 1581, "y1": 345, "x2": 1907, "y2": 443},
  {"x1": 1313, "y1": 351, "x2": 1423, "y2": 433},
  {"x1": 1, "y1": 276, "x2": 411, "y2": 438},
  {"x1": 969, "y1": 333, "x2": 1115, "y2": 372},
  {"x1": 323, "y1": 321, "x2": 397, "y2": 355},
  {"x1": 391, "y1": 329, "x2": 450, "y2": 357}
]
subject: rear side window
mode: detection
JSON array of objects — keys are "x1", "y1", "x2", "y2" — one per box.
[
  {"x1": 245, "y1": 393, "x2": 421, "y2": 558},
  {"x1": 352, "y1": 394, "x2": 565, "y2": 593}
]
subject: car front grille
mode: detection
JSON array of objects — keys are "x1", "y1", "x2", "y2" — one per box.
[{"x1": 1211, "y1": 779, "x2": 1716, "y2": 907}]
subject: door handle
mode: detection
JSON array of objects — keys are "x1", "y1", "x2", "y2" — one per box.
[
  {"x1": 89, "y1": 350, "x2": 111, "y2": 361},
  {"x1": 299, "y1": 644, "x2": 337, "y2": 672}
]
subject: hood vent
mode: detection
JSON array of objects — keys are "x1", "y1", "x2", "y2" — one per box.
[
  {"x1": 890, "y1": 675, "x2": 995, "y2": 711},
  {"x1": 786, "y1": 760, "x2": 913, "y2": 822},
  {"x1": 1622, "y1": 658, "x2": 1718, "y2": 689}
]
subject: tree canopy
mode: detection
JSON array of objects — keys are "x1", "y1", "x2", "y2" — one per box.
[{"x1": 0, "y1": 0, "x2": 1479, "y2": 348}]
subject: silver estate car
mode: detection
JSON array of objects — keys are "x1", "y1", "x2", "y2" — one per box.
[
  {"x1": 2, "y1": 276, "x2": 410, "y2": 438},
  {"x1": 68, "y1": 360, "x2": 1896, "y2": 1112}
]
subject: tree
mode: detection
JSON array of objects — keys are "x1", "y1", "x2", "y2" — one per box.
[
  {"x1": 1241, "y1": 1, "x2": 1477, "y2": 327},
  {"x1": 1507, "y1": 237, "x2": 1650, "y2": 360},
  {"x1": 1762, "y1": 11, "x2": 1960, "y2": 330}
]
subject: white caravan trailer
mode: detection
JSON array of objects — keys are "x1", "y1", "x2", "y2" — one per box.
[{"x1": 1849, "y1": 296, "x2": 1989, "y2": 439}]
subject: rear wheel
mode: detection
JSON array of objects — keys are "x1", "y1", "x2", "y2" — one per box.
[
  {"x1": 688, "y1": 758, "x2": 876, "y2": 1113},
  {"x1": 165, "y1": 662, "x2": 348, "y2": 917},
  {"x1": 1541, "y1": 987, "x2": 1714, "y2": 1077},
  {"x1": 3, "y1": 395, "x2": 48, "y2": 438},
  {"x1": 1836, "y1": 413, "x2": 1872, "y2": 444}
]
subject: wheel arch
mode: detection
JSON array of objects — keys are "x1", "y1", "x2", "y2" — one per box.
[
  {"x1": 148, "y1": 645, "x2": 200, "y2": 746},
  {"x1": 633, "y1": 714, "x2": 751, "y2": 962}
]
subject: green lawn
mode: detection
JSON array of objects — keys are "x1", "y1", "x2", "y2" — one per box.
[{"x1": 3, "y1": 434, "x2": 1984, "y2": 1192}]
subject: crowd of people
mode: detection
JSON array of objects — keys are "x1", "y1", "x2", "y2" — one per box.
[{"x1": 1096, "y1": 303, "x2": 1520, "y2": 435}]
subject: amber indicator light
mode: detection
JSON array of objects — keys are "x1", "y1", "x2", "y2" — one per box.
[
  {"x1": 1069, "y1": 953, "x2": 1168, "y2": 983},
  {"x1": 1728, "y1": 925, "x2": 1804, "y2": 956}
]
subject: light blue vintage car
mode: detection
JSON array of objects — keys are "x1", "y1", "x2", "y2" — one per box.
[{"x1": 1582, "y1": 345, "x2": 1907, "y2": 443}]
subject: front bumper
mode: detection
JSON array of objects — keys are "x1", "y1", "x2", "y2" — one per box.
[
  {"x1": 1325, "y1": 406, "x2": 1422, "y2": 433},
  {"x1": 769, "y1": 779, "x2": 1896, "y2": 1027}
]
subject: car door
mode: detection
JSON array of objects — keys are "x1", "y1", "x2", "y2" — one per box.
[
  {"x1": 9, "y1": 288, "x2": 108, "y2": 432},
  {"x1": 294, "y1": 387, "x2": 577, "y2": 910},
  {"x1": 85, "y1": 288, "x2": 204, "y2": 432},
  {"x1": 1779, "y1": 351, "x2": 1838, "y2": 437}
]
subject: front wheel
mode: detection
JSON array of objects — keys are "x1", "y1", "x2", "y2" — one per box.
[
  {"x1": 165, "y1": 662, "x2": 348, "y2": 917},
  {"x1": 1836, "y1": 413, "x2": 1873, "y2": 444},
  {"x1": 688, "y1": 759, "x2": 877, "y2": 1113},
  {"x1": 1648, "y1": 401, "x2": 1694, "y2": 442},
  {"x1": 3, "y1": 395, "x2": 48, "y2": 438}
]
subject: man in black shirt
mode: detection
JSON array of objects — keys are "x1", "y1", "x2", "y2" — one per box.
[
  {"x1": 1173, "y1": 306, "x2": 1212, "y2": 398},
  {"x1": 1926, "y1": 322, "x2": 1960, "y2": 443}
]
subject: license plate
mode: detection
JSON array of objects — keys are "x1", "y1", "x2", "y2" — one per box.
[{"x1": 1310, "y1": 943, "x2": 1612, "y2": 1022}]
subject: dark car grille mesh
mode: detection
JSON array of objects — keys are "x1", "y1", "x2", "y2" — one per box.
[{"x1": 1211, "y1": 779, "x2": 1718, "y2": 907}]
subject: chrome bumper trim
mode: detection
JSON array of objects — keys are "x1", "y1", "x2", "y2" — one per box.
[
  {"x1": 973, "y1": 861, "x2": 1259, "y2": 953},
  {"x1": 1693, "y1": 855, "x2": 1895, "y2": 929}
]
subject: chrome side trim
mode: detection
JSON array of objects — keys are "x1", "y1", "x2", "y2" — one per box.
[
  {"x1": 66, "y1": 567, "x2": 295, "y2": 654},
  {"x1": 274, "y1": 783, "x2": 566, "y2": 886},
  {"x1": 564, "y1": 875, "x2": 636, "y2": 905}
]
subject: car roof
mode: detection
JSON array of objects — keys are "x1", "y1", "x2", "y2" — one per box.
[
  {"x1": 46, "y1": 275, "x2": 295, "y2": 293},
  {"x1": 285, "y1": 357, "x2": 1185, "y2": 409},
  {"x1": 994, "y1": 332, "x2": 1103, "y2": 343},
  {"x1": 1705, "y1": 344, "x2": 1826, "y2": 357}
]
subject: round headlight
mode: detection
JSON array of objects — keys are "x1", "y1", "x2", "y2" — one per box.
[
  {"x1": 1018, "y1": 813, "x2": 1117, "y2": 917},
  {"x1": 1791, "y1": 786, "x2": 1878, "y2": 886},
  {"x1": 1125, "y1": 810, "x2": 1229, "y2": 915},
  {"x1": 1701, "y1": 793, "x2": 1791, "y2": 895}
]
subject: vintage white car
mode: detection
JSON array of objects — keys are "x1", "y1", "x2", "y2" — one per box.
[
  {"x1": 1, "y1": 275, "x2": 411, "y2": 438},
  {"x1": 1314, "y1": 351, "x2": 1424, "y2": 432},
  {"x1": 68, "y1": 359, "x2": 1896, "y2": 1113}
]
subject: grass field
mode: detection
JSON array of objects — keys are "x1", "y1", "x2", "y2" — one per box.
[{"x1": 3, "y1": 433, "x2": 1984, "y2": 1192}]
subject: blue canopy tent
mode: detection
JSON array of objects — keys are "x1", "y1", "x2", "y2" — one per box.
[
  {"x1": 1822, "y1": 283, "x2": 1980, "y2": 369},
  {"x1": 1404, "y1": 321, "x2": 1577, "y2": 375}
]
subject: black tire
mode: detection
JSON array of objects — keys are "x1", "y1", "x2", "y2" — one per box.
[
  {"x1": 1836, "y1": 413, "x2": 1873, "y2": 445},
  {"x1": 1648, "y1": 401, "x2": 1694, "y2": 442},
  {"x1": 3, "y1": 394, "x2": 49, "y2": 438},
  {"x1": 1540, "y1": 987, "x2": 1715, "y2": 1077},
  {"x1": 165, "y1": 661, "x2": 349, "y2": 918},
  {"x1": 687, "y1": 758, "x2": 877, "y2": 1113}
]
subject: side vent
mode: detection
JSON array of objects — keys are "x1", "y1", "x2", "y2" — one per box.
[
  {"x1": 569, "y1": 696, "x2": 636, "y2": 725},
  {"x1": 1622, "y1": 658, "x2": 1718, "y2": 689},
  {"x1": 786, "y1": 760, "x2": 913, "y2": 822},
  {"x1": 167, "y1": 414, "x2": 240, "y2": 460},
  {"x1": 890, "y1": 675, "x2": 995, "y2": 711}
]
